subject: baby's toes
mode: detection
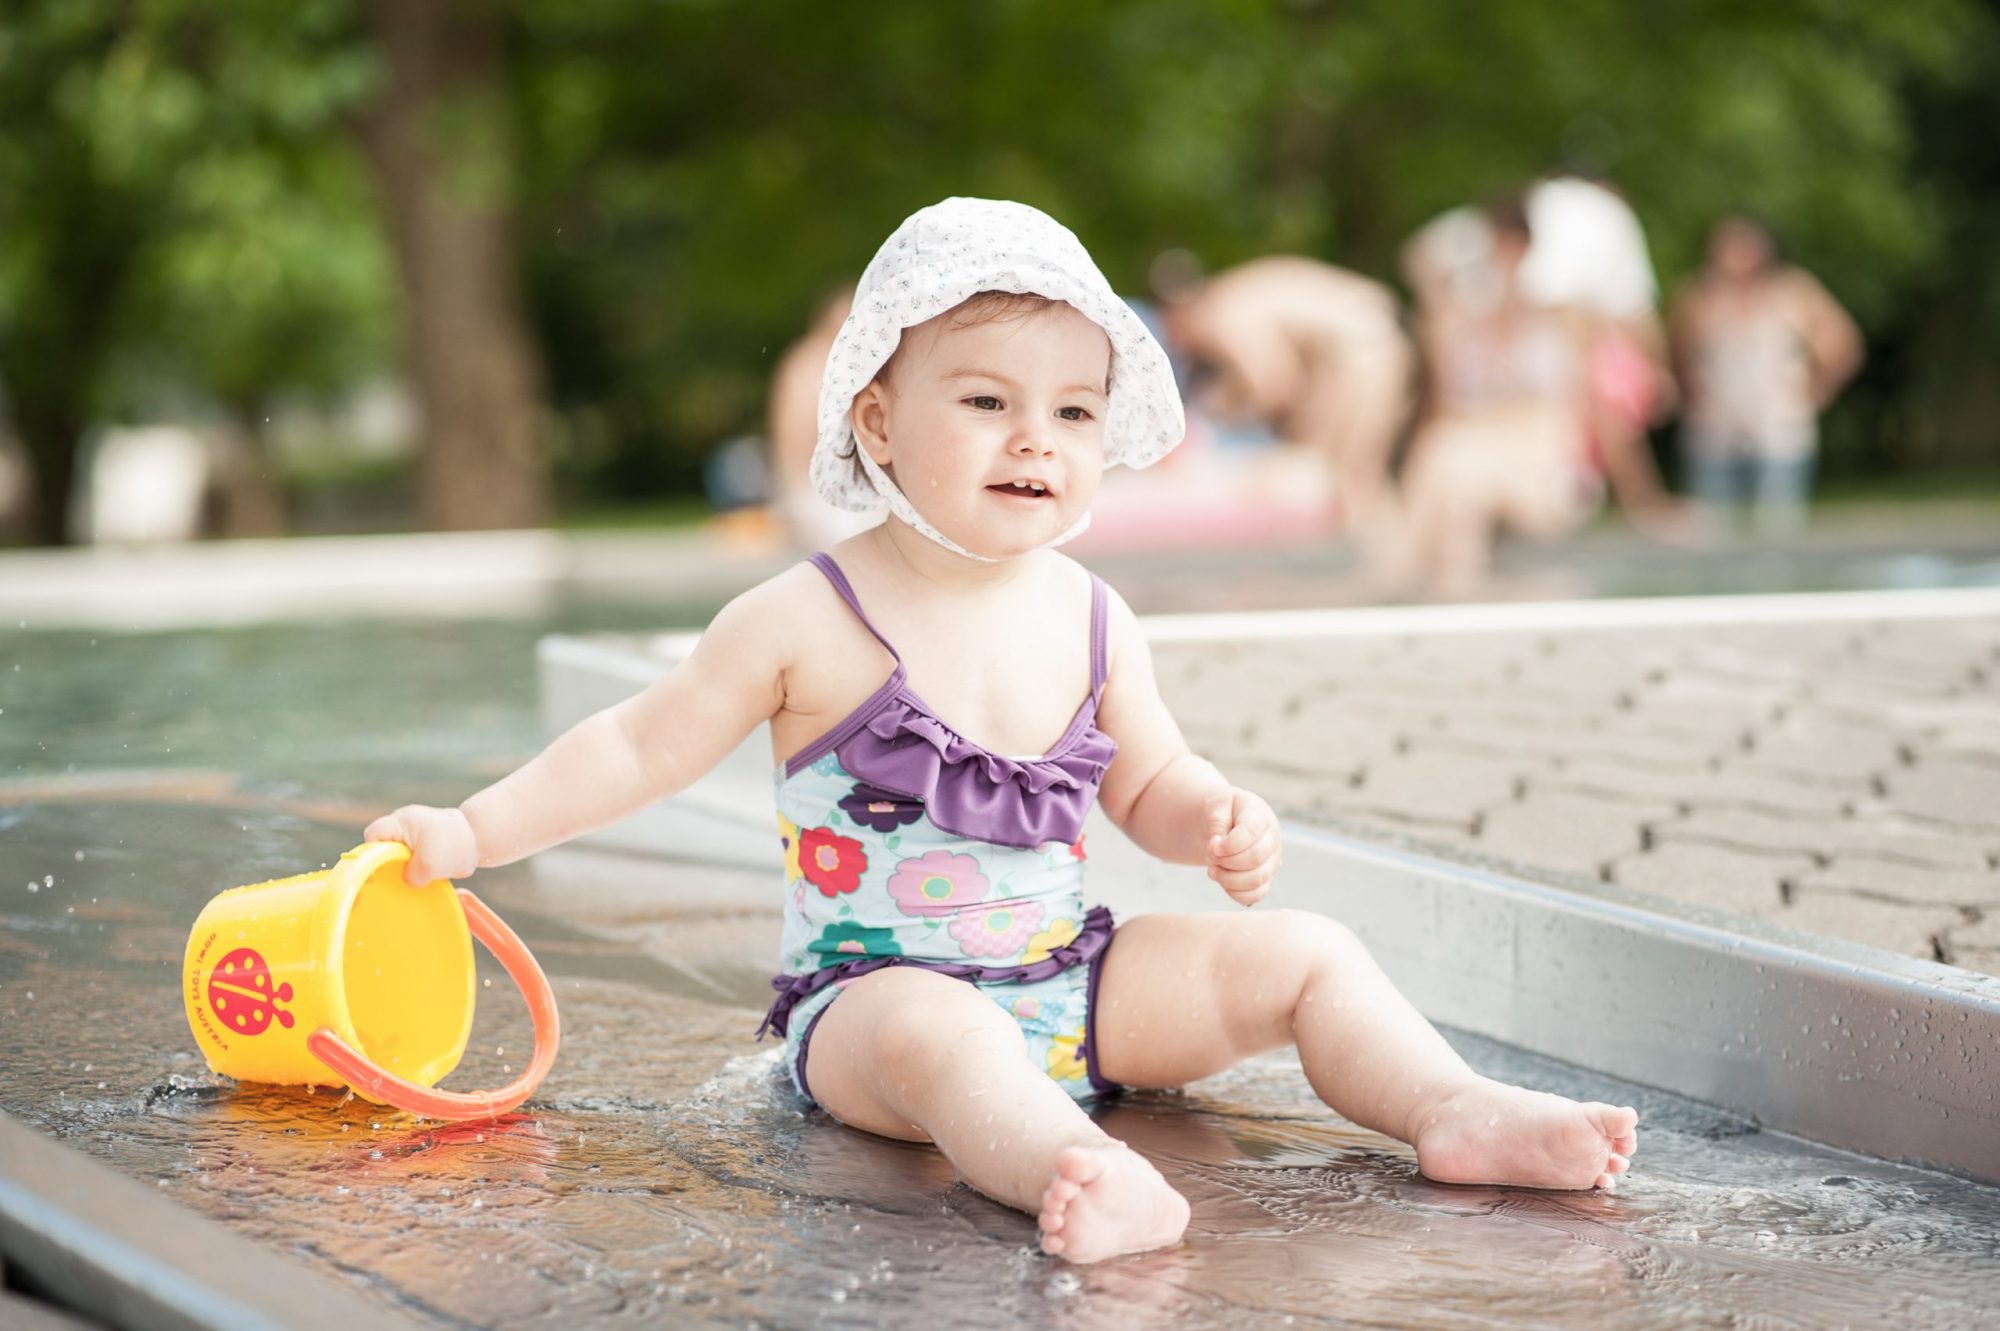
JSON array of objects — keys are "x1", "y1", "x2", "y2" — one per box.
[
  {"x1": 1605, "y1": 1154, "x2": 1631, "y2": 1175},
  {"x1": 1593, "y1": 1103, "x2": 1639, "y2": 1136},
  {"x1": 1039, "y1": 1176, "x2": 1084, "y2": 1237}
]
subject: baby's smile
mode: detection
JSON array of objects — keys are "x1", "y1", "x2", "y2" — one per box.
[{"x1": 986, "y1": 478, "x2": 1056, "y2": 503}]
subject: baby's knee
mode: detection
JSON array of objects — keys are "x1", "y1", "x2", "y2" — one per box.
[
  {"x1": 869, "y1": 979, "x2": 1024, "y2": 1080},
  {"x1": 1262, "y1": 909, "x2": 1366, "y2": 972}
]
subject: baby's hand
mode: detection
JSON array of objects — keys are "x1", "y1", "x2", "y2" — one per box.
[
  {"x1": 364, "y1": 805, "x2": 480, "y2": 889},
  {"x1": 1203, "y1": 789, "x2": 1281, "y2": 906}
]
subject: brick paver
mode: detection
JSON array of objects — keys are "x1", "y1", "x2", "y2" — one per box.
[
  {"x1": 1794, "y1": 857, "x2": 2000, "y2": 908},
  {"x1": 1607, "y1": 843, "x2": 1807, "y2": 915},
  {"x1": 1885, "y1": 758, "x2": 2000, "y2": 833},
  {"x1": 1477, "y1": 791, "x2": 1671, "y2": 876},
  {"x1": 1153, "y1": 612, "x2": 2000, "y2": 979}
]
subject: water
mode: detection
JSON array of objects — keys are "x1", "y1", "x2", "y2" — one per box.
[{"x1": 5, "y1": 611, "x2": 2000, "y2": 1329}]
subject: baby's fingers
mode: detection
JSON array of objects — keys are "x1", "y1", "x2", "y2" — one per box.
[
  {"x1": 1210, "y1": 823, "x2": 1280, "y2": 873},
  {"x1": 1210, "y1": 854, "x2": 1280, "y2": 905},
  {"x1": 363, "y1": 812, "x2": 407, "y2": 846}
]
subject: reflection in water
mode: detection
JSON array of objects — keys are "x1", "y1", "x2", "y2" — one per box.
[{"x1": 3, "y1": 617, "x2": 1999, "y2": 1329}]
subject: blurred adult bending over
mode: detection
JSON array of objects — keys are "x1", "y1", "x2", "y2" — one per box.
[
  {"x1": 1669, "y1": 217, "x2": 1863, "y2": 535},
  {"x1": 1155, "y1": 254, "x2": 1414, "y2": 546}
]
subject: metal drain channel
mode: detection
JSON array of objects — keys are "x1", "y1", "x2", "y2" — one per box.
[{"x1": 1247, "y1": 825, "x2": 2000, "y2": 1183}]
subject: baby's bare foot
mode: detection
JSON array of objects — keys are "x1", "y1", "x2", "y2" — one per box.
[
  {"x1": 1412, "y1": 1078, "x2": 1638, "y2": 1191},
  {"x1": 1036, "y1": 1142, "x2": 1190, "y2": 1264}
]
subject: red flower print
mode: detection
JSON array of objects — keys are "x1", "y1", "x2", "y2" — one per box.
[
  {"x1": 1070, "y1": 836, "x2": 1087, "y2": 861},
  {"x1": 799, "y1": 826, "x2": 867, "y2": 897}
]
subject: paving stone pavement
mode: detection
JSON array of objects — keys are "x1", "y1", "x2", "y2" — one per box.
[{"x1": 1154, "y1": 613, "x2": 2000, "y2": 979}]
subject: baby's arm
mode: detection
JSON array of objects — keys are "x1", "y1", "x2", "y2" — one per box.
[
  {"x1": 1093, "y1": 589, "x2": 1281, "y2": 905},
  {"x1": 368, "y1": 579, "x2": 791, "y2": 886}
]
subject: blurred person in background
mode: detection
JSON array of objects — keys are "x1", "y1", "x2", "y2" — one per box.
[
  {"x1": 767, "y1": 283, "x2": 877, "y2": 549},
  {"x1": 1153, "y1": 253, "x2": 1414, "y2": 550},
  {"x1": 1669, "y1": 216, "x2": 1863, "y2": 536},
  {"x1": 1518, "y1": 173, "x2": 1685, "y2": 536},
  {"x1": 1405, "y1": 172, "x2": 1683, "y2": 538},
  {"x1": 1393, "y1": 195, "x2": 1598, "y2": 596}
]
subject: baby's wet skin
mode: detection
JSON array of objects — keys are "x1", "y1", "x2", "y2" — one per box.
[
  {"x1": 1408, "y1": 1078, "x2": 1639, "y2": 1191},
  {"x1": 1036, "y1": 1141, "x2": 1191, "y2": 1263}
]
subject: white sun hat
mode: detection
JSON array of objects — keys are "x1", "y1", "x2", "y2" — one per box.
[{"x1": 810, "y1": 197, "x2": 1185, "y2": 558}]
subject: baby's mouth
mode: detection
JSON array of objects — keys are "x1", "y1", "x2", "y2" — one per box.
[{"x1": 987, "y1": 480, "x2": 1055, "y2": 501}]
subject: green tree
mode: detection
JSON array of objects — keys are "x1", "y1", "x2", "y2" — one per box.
[{"x1": 0, "y1": 0, "x2": 393, "y2": 544}]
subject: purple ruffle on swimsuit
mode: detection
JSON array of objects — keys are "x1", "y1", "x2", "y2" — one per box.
[
  {"x1": 760, "y1": 553, "x2": 1127, "y2": 1107},
  {"x1": 780, "y1": 555, "x2": 1116, "y2": 850}
]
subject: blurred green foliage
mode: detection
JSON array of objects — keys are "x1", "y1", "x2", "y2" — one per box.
[
  {"x1": 513, "y1": 0, "x2": 2000, "y2": 493},
  {"x1": 2, "y1": 0, "x2": 1995, "y2": 531}
]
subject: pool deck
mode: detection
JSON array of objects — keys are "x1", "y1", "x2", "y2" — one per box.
[{"x1": 1144, "y1": 592, "x2": 2000, "y2": 981}]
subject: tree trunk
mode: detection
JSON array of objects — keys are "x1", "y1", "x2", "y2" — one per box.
[
  {"x1": 357, "y1": 0, "x2": 548, "y2": 531},
  {"x1": 11, "y1": 406, "x2": 83, "y2": 547}
]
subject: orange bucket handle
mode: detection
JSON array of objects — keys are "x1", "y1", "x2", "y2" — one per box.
[{"x1": 306, "y1": 890, "x2": 561, "y2": 1121}]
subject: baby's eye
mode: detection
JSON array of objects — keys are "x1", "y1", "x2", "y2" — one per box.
[
  {"x1": 965, "y1": 395, "x2": 1003, "y2": 411},
  {"x1": 1057, "y1": 405, "x2": 1094, "y2": 422}
]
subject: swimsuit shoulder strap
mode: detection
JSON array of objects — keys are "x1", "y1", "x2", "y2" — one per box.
[
  {"x1": 1089, "y1": 572, "x2": 1109, "y2": 702},
  {"x1": 807, "y1": 553, "x2": 904, "y2": 665}
]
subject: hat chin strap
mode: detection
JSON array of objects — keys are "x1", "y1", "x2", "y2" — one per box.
[{"x1": 855, "y1": 448, "x2": 1091, "y2": 561}]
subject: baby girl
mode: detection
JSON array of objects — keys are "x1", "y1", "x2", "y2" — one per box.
[{"x1": 368, "y1": 198, "x2": 1638, "y2": 1264}]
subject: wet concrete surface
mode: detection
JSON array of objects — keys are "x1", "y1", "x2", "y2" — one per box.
[{"x1": 6, "y1": 614, "x2": 2000, "y2": 1328}]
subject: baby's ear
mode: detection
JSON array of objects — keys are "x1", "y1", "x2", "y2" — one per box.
[{"x1": 850, "y1": 380, "x2": 894, "y2": 464}]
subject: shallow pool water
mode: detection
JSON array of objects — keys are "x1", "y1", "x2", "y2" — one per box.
[{"x1": 5, "y1": 612, "x2": 2000, "y2": 1329}]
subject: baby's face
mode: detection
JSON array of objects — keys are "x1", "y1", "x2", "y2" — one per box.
[{"x1": 858, "y1": 300, "x2": 1111, "y2": 558}]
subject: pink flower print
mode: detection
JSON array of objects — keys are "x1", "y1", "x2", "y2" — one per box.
[
  {"x1": 1011, "y1": 996, "x2": 1041, "y2": 1021},
  {"x1": 949, "y1": 899, "x2": 1044, "y2": 959},
  {"x1": 887, "y1": 850, "x2": 988, "y2": 918}
]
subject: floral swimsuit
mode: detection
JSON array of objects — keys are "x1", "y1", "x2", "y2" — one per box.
[{"x1": 758, "y1": 553, "x2": 1125, "y2": 1108}]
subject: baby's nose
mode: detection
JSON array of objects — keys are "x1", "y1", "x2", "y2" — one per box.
[{"x1": 1012, "y1": 423, "x2": 1055, "y2": 456}]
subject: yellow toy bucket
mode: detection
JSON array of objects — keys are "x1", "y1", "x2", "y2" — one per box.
[{"x1": 182, "y1": 840, "x2": 560, "y2": 1121}]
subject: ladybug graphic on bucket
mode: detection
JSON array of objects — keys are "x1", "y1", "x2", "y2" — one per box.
[{"x1": 207, "y1": 948, "x2": 294, "y2": 1036}]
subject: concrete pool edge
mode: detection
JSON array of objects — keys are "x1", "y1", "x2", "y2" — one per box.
[
  {"x1": 0, "y1": 1112, "x2": 432, "y2": 1331},
  {"x1": 1275, "y1": 824, "x2": 2000, "y2": 1183}
]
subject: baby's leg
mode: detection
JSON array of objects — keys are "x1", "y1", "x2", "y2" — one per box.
[
  {"x1": 1093, "y1": 910, "x2": 1638, "y2": 1190},
  {"x1": 804, "y1": 967, "x2": 1189, "y2": 1262}
]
